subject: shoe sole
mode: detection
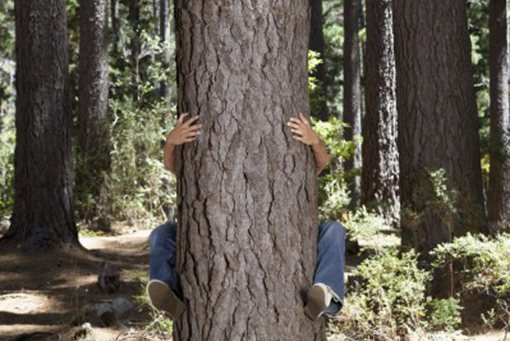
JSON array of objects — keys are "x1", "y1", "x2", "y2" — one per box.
[
  {"x1": 304, "y1": 285, "x2": 328, "y2": 320},
  {"x1": 147, "y1": 281, "x2": 186, "y2": 318}
]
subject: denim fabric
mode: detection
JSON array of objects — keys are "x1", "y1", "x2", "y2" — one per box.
[{"x1": 148, "y1": 220, "x2": 346, "y2": 316}]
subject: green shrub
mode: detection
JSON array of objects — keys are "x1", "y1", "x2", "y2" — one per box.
[
  {"x1": 432, "y1": 233, "x2": 510, "y2": 331},
  {"x1": 334, "y1": 249, "x2": 431, "y2": 340},
  {"x1": 427, "y1": 298, "x2": 462, "y2": 332},
  {"x1": 343, "y1": 206, "x2": 399, "y2": 251},
  {"x1": 312, "y1": 117, "x2": 357, "y2": 221}
]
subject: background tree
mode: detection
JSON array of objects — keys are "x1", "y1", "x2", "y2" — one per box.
[
  {"x1": 4, "y1": 0, "x2": 78, "y2": 249},
  {"x1": 159, "y1": 0, "x2": 170, "y2": 99},
  {"x1": 343, "y1": 0, "x2": 362, "y2": 206},
  {"x1": 362, "y1": 0, "x2": 399, "y2": 226},
  {"x1": 393, "y1": 0, "x2": 486, "y2": 307},
  {"x1": 487, "y1": 0, "x2": 510, "y2": 232},
  {"x1": 129, "y1": 0, "x2": 141, "y2": 100},
  {"x1": 111, "y1": 0, "x2": 121, "y2": 54},
  {"x1": 77, "y1": 0, "x2": 111, "y2": 229},
  {"x1": 310, "y1": 0, "x2": 329, "y2": 120},
  {"x1": 174, "y1": 1, "x2": 325, "y2": 340}
]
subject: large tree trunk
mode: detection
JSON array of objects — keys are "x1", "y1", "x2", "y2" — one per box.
[
  {"x1": 309, "y1": 0, "x2": 329, "y2": 121},
  {"x1": 487, "y1": 0, "x2": 510, "y2": 232},
  {"x1": 393, "y1": 0, "x2": 486, "y2": 298},
  {"x1": 174, "y1": 2, "x2": 325, "y2": 340},
  {"x1": 362, "y1": 0, "x2": 399, "y2": 226},
  {"x1": 77, "y1": 0, "x2": 111, "y2": 228},
  {"x1": 343, "y1": 0, "x2": 362, "y2": 206},
  {"x1": 6, "y1": 0, "x2": 78, "y2": 250}
]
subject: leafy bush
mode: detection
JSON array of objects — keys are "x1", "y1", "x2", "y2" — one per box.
[
  {"x1": 427, "y1": 298, "x2": 462, "y2": 332},
  {"x1": 334, "y1": 249, "x2": 431, "y2": 340},
  {"x1": 432, "y1": 233, "x2": 510, "y2": 331},
  {"x1": 343, "y1": 206, "x2": 399, "y2": 251},
  {"x1": 312, "y1": 117, "x2": 357, "y2": 221}
]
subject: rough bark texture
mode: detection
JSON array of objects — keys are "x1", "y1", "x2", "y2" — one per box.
[
  {"x1": 362, "y1": 0, "x2": 400, "y2": 226},
  {"x1": 77, "y1": 0, "x2": 111, "y2": 226},
  {"x1": 174, "y1": 2, "x2": 325, "y2": 340},
  {"x1": 488, "y1": 0, "x2": 510, "y2": 232},
  {"x1": 309, "y1": 0, "x2": 328, "y2": 121},
  {"x1": 343, "y1": 0, "x2": 362, "y2": 206},
  {"x1": 393, "y1": 0, "x2": 486, "y2": 297},
  {"x1": 7, "y1": 0, "x2": 78, "y2": 249}
]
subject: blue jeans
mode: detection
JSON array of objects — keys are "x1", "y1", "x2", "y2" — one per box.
[{"x1": 149, "y1": 220, "x2": 346, "y2": 315}]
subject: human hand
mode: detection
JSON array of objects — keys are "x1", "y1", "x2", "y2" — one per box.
[
  {"x1": 287, "y1": 113, "x2": 321, "y2": 145},
  {"x1": 166, "y1": 113, "x2": 202, "y2": 146}
]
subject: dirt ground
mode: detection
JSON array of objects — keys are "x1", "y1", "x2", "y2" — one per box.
[{"x1": 0, "y1": 226, "x2": 168, "y2": 341}]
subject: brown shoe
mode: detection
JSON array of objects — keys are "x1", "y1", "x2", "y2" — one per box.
[
  {"x1": 304, "y1": 283, "x2": 334, "y2": 320},
  {"x1": 147, "y1": 279, "x2": 185, "y2": 318}
]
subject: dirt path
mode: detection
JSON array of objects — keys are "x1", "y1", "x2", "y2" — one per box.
[{"x1": 0, "y1": 228, "x2": 167, "y2": 341}]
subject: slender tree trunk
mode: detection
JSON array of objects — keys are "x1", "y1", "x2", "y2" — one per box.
[
  {"x1": 77, "y1": 0, "x2": 111, "y2": 229},
  {"x1": 111, "y1": 0, "x2": 120, "y2": 54},
  {"x1": 394, "y1": 0, "x2": 486, "y2": 300},
  {"x1": 343, "y1": 0, "x2": 362, "y2": 206},
  {"x1": 159, "y1": 0, "x2": 170, "y2": 98},
  {"x1": 309, "y1": 0, "x2": 329, "y2": 120},
  {"x1": 488, "y1": 0, "x2": 510, "y2": 232},
  {"x1": 5, "y1": 0, "x2": 78, "y2": 250},
  {"x1": 129, "y1": 0, "x2": 140, "y2": 100},
  {"x1": 362, "y1": 0, "x2": 399, "y2": 226},
  {"x1": 174, "y1": 2, "x2": 325, "y2": 340}
]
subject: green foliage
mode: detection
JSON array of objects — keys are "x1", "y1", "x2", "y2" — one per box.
[
  {"x1": 334, "y1": 249, "x2": 432, "y2": 339},
  {"x1": 101, "y1": 98, "x2": 176, "y2": 224},
  {"x1": 402, "y1": 169, "x2": 457, "y2": 248},
  {"x1": 312, "y1": 117, "x2": 356, "y2": 221},
  {"x1": 309, "y1": 50, "x2": 326, "y2": 115},
  {"x1": 427, "y1": 298, "x2": 462, "y2": 332},
  {"x1": 432, "y1": 233, "x2": 510, "y2": 297},
  {"x1": 0, "y1": 63, "x2": 15, "y2": 220},
  {"x1": 432, "y1": 233, "x2": 510, "y2": 332},
  {"x1": 0, "y1": 0, "x2": 15, "y2": 60},
  {"x1": 344, "y1": 206, "x2": 399, "y2": 251}
]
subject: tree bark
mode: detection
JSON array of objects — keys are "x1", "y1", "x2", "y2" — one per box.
[
  {"x1": 111, "y1": 0, "x2": 120, "y2": 54},
  {"x1": 309, "y1": 0, "x2": 329, "y2": 121},
  {"x1": 128, "y1": 0, "x2": 140, "y2": 100},
  {"x1": 6, "y1": 0, "x2": 78, "y2": 250},
  {"x1": 362, "y1": 0, "x2": 399, "y2": 226},
  {"x1": 487, "y1": 0, "x2": 510, "y2": 232},
  {"x1": 159, "y1": 0, "x2": 170, "y2": 98},
  {"x1": 343, "y1": 0, "x2": 362, "y2": 206},
  {"x1": 393, "y1": 0, "x2": 486, "y2": 297},
  {"x1": 77, "y1": 0, "x2": 111, "y2": 227},
  {"x1": 174, "y1": 2, "x2": 325, "y2": 340}
]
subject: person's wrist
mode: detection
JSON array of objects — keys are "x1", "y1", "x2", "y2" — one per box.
[
  {"x1": 311, "y1": 134, "x2": 321, "y2": 146},
  {"x1": 166, "y1": 135, "x2": 176, "y2": 146}
]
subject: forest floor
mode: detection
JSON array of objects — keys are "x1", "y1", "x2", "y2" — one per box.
[{"x1": 0, "y1": 225, "x2": 507, "y2": 341}]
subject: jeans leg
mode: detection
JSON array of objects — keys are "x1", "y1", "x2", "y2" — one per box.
[
  {"x1": 313, "y1": 220, "x2": 346, "y2": 315},
  {"x1": 149, "y1": 221, "x2": 181, "y2": 297}
]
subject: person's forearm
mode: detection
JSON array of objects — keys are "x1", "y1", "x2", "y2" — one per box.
[
  {"x1": 163, "y1": 140, "x2": 177, "y2": 175},
  {"x1": 311, "y1": 138, "x2": 330, "y2": 174}
]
